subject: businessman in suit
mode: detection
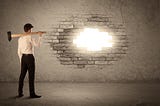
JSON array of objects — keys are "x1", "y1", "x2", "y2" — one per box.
[{"x1": 18, "y1": 23, "x2": 43, "y2": 98}]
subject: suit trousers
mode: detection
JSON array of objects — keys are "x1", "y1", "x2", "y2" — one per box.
[{"x1": 18, "y1": 54, "x2": 35, "y2": 96}]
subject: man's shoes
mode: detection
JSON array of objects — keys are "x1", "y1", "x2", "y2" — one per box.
[
  {"x1": 18, "y1": 94, "x2": 24, "y2": 97},
  {"x1": 30, "y1": 94, "x2": 41, "y2": 98}
]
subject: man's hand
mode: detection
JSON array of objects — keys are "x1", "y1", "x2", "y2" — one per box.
[
  {"x1": 38, "y1": 31, "x2": 42, "y2": 37},
  {"x1": 38, "y1": 31, "x2": 46, "y2": 35}
]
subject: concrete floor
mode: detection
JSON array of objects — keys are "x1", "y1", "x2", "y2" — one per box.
[{"x1": 0, "y1": 82, "x2": 160, "y2": 106}]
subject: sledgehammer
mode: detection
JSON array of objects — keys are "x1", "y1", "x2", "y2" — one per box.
[{"x1": 7, "y1": 31, "x2": 46, "y2": 42}]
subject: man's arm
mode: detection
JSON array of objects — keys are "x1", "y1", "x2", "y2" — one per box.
[
  {"x1": 31, "y1": 32, "x2": 43, "y2": 47},
  {"x1": 32, "y1": 36, "x2": 42, "y2": 47}
]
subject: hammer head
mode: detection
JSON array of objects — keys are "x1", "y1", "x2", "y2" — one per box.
[{"x1": 7, "y1": 31, "x2": 12, "y2": 42}]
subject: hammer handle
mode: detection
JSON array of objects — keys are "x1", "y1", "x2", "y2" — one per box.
[{"x1": 11, "y1": 31, "x2": 46, "y2": 38}]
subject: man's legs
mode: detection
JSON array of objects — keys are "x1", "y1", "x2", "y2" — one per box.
[
  {"x1": 28, "y1": 55, "x2": 41, "y2": 98},
  {"x1": 28, "y1": 55, "x2": 35, "y2": 96},
  {"x1": 18, "y1": 55, "x2": 27, "y2": 97}
]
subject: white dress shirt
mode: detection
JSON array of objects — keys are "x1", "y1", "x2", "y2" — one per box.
[{"x1": 18, "y1": 35, "x2": 42, "y2": 62}]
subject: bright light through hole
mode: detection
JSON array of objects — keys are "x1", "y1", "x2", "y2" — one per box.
[{"x1": 73, "y1": 28, "x2": 113, "y2": 51}]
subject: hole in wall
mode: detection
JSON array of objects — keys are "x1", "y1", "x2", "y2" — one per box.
[{"x1": 45, "y1": 14, "x2": 128, "y2": 68}]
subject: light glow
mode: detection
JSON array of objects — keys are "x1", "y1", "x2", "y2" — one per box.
[{"x1": 73, "y1": 28, "x2": 113, "y2": 51}]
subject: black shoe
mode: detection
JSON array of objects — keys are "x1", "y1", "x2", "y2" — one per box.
[
  {"x1": 30, "y1": 94, "x2": 41, "y2": 98},
  {"x1": 18, "y1": 94, "x2": 24, "y2": 97}
]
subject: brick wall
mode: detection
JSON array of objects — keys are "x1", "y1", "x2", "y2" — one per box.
[
  {"x1": 44, "y1": 14, "x2": 128, "y2": 68},
  {"x1": 0, "y1": 0, "x2": 160, "y2": 82}
]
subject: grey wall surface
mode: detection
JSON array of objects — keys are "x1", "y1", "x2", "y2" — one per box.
[{"x1": 0, "y1": 0, "x2": 160, "y2": 82}]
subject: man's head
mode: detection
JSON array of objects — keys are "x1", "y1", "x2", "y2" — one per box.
[{"x1": 24, "y1": 23, "x2": 33, "y2": 32}]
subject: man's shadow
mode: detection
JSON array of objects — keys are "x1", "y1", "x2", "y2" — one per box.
[{"x1": 8, "y1": 96, "x2": 32, "y2": 99}]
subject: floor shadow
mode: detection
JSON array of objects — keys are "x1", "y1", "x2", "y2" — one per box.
[
  {"x1": 23, "y1": 96, "x2": 32, "y2": 99},
  {"x1": 8, "y1": 96, "x2": 21, "y2": 99},
  {"x1": 8, "y1": 96, "x2": 42, "y2": 100},
  {"x1": 23, "y1": 96, "x2": 42, "y2": 99}
]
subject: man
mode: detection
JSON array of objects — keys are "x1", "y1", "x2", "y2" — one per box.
[{"x1": 18, "y1": 23, "x2": 43, "y2": 98}]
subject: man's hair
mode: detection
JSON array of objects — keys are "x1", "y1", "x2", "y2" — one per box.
[{"x1": 24, "y1": 23, "x2": 33, "y2": 32}]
